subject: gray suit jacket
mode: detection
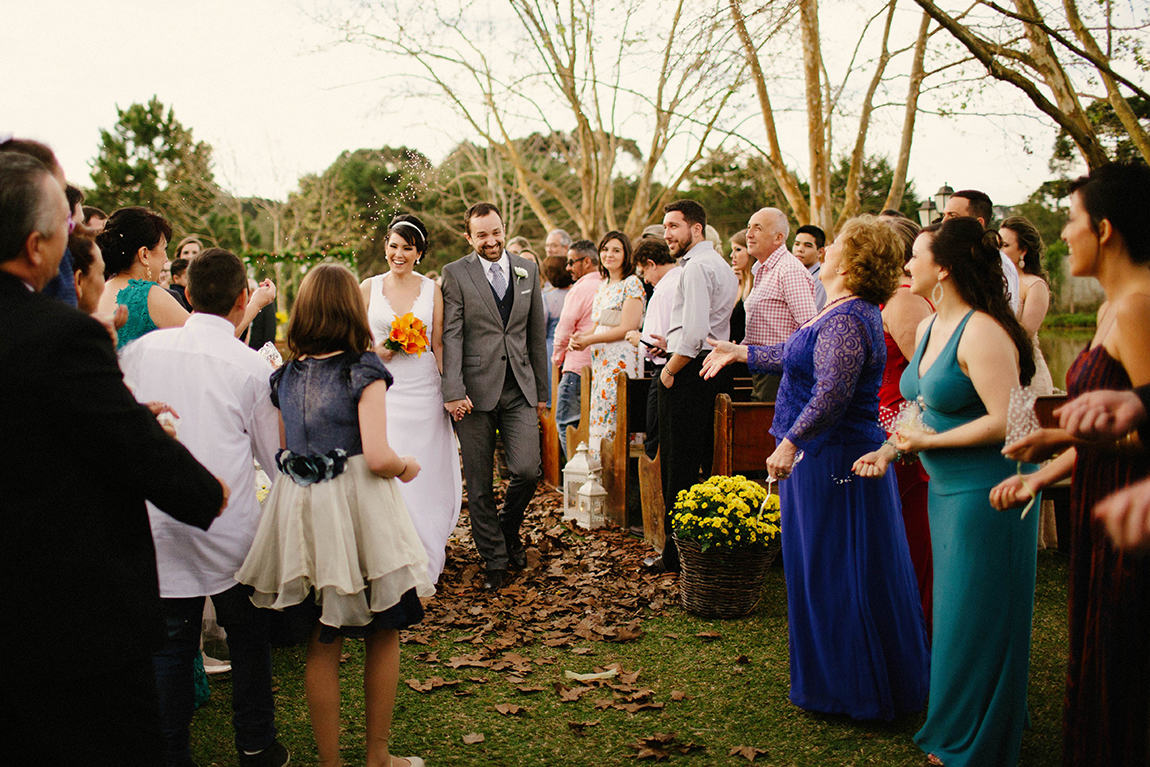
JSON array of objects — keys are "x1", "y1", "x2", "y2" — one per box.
[{"x1": 440, "y1": 251, "x2": 549, "y2": 411}]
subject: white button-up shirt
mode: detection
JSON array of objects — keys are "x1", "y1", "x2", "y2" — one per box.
[
  {"x1": 666, "y1": 240, "x2": 739, "y2": 359},
  {"x1": 640, "y1": 265, "x2": 682, "y2": 366},
  {"x1": 120, "y1": 313, "x2": 281, "y2": 597}
]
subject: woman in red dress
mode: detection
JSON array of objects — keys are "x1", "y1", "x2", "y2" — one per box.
[{"x1": 875, "y1": 214, "x2": 935, "y2": 639}]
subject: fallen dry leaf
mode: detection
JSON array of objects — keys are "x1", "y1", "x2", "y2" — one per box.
[
  {"x1": 695, "y1": 631, "x2": 722, "y2": 641},
  {"x1": 615, "y1": 701, "x2": 665, "y2": 713},
  {"x1": 462, "y1": 732, "x2": 485, "y2": 745},
  {"x1": 494, "y1": 703, "x2": 525, "y2": 716},
  {"x1": 735, "y1": 654, "x2": 751, "y2": 665},
  {"x1": 729, "y1": 745, "x2": 769, "y2": 761},
  {"x1": 567, "y1": 720, "x2": 600, "y2": 736},
  {"x1": 670, "y1": 690, "x2": 690, "y2": 702}
]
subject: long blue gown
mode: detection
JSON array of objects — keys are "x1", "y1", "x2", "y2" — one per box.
[
  {"x1": 903, "y1": 311, "x2": 1039, "y2": 766},
  {"x1": 749, "y1": 298, "x2": 930, "y2": 721}
]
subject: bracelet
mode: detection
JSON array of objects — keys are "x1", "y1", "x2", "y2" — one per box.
[{"x1": 881, "y1": 438, "x2": 905, "y2": 462}]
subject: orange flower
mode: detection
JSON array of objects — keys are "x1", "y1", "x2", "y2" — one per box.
[{"x1": 384, "y1": 312, "x2": 429, "y2": 357}]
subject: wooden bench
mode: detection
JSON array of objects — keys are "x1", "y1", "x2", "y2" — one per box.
[
  {"x1": 563, "y1": 365, "x2": 593, "y2": 465},
  {"x1": 540, "y1": 360, "x2": 562, "y2": 488},
  {"x1": 711, "y1": 393, "x2": 776, "y2": 476},
  {"x1": 599, "y1": 371, "x2": 651, "y2": 527}
]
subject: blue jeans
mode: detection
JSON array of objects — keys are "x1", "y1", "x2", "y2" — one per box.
[
  {"x1": 555, "y1": 370, "x2": 582, "y2": 461},
  {"x1": 152, "y1": 584, "x2": 276, "y2": 765}
]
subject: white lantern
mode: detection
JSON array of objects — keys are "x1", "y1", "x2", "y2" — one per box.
[
  {"x1": 577, "y1": 469, "x2": 609, "y2": 530},
  {"x1": 563, "y1": 442, "x2": 592, "y2": 520}
]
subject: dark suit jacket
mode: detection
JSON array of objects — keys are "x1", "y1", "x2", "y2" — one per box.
[
  {"x1": 0, "y1": 271, "x2": 223, "y2": 681},
  {"x1": 440, "y1": 252, "x2": 549, "y2": 412}
]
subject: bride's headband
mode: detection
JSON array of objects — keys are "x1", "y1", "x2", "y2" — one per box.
[{"x1": 390, "y1": 220, "x2": 426, "y2": 251}]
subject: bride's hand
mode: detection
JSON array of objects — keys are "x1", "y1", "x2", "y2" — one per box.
[{"x1": 373, "y1": 342, "x2": 395, "y2": 362}]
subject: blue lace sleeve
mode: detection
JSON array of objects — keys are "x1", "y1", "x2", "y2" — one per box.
[
  {"x1": 747, "y1": 343, "x2": 784, "y2": 375},
  {"x1": 785, "y1": 312, "x2": 868, "y2": 452}
]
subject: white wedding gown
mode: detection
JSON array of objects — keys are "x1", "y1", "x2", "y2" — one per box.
[{"x1": 368, "y1": 274, "x2": 462, "y2": 583}]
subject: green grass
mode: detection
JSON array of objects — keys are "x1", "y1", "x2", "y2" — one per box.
[
  {"x1": 1043, "y1": 312, "x2": 1096, "y2": 330},
  {"x1": 189, "y1": 547, "x2": 1069, "y2": 766}
]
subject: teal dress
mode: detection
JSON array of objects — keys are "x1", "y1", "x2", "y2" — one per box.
[
  {"x1": 902, "y1": 311, "x2": 1039, "y2": 766},
  {"x1": 115, "y1": 279, "x2": 159, "y2": 349}
]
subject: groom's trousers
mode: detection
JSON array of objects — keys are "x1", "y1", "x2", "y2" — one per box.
[{"x1": 455, "y1": 372, "x2": 541, "y2": 571}]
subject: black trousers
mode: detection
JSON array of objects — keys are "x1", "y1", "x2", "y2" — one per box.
[{"x1": 657, "y1": 354, "x2": 733, "y2": 571}]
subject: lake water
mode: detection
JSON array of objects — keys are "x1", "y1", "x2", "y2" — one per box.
[{"x1": 1038, "y1": 330, "x2": 1094, "y2": 393}]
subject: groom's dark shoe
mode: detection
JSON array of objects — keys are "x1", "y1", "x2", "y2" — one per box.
[
  {"x1": 507, "y1": 550, "x2": 528, "y2": 571},
  {"x1": 483, "y1": 569, "x2": 507, "y2": 592}
]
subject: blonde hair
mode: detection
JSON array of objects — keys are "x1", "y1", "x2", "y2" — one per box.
[{"x1": 286, "y1": 263, "x2": 373, "y2": 358}]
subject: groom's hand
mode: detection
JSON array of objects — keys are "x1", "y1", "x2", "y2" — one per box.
[
  {"x1": 536, "y1": 402, "x2": 548, "y2": 420},
  {"x1": 445, "y1": 398, "x2": 471, "y2": 421}
]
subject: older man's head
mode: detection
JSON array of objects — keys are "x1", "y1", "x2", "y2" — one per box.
[
  {"x1": 0, "y1": 154, "x2": 71, "y2": 291},
  {"x1": 745, "y1": 207, "x2": 789, "y2": 262}
]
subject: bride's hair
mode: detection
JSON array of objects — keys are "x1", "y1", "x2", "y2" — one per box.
[
  {"x1": 387, "y1": 214, "x2": 429, "y2": 261},
  {"x1": 286, "y1": 263, "x2": 373, "y2": 358}
]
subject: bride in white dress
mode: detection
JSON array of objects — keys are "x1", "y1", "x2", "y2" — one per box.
[{"x1": 361, "y1": 214, "x2": 462, "y2": 582}]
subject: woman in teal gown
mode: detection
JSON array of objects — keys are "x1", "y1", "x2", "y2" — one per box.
[{"x1": 855, "y1": 217, "x2": 1039, "y2": 766}]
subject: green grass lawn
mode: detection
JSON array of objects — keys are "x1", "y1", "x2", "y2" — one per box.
[{"x1": 189, "y1": 491, "x2": 1069, "y2": 766}]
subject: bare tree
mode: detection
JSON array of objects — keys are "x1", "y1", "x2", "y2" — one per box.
[
  {"x1": 911, "y1": 0, "x2": 1150, "y2": 168},
  {"x1": 325, "y1": 0, "x2": 745, "y2": 239}
]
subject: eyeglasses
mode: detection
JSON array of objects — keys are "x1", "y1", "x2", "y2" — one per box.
[{"x1": 565, "y1": 256, "x2": 587, "y2": 266}]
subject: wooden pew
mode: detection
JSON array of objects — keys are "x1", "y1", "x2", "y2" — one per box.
[
  {"x1": 540, "y1": 360, "x2": 562, "y2": 488},
  {"x1": 711, "y1": 393, "x2": 776, "y2": 476},
  {"x1": 638, "y1": 451, "x2": 665, "y2": 552},
  {"x1": 599, "y1": 371, "x2": 651, "y2": 527},
  {"x1": 564, "y1": 365, "x2": 594, "y2": 463}
]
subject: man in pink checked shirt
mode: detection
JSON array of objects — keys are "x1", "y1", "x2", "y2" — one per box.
[
  {"x1": 551, "y1": 239, "x2": 603, "y2": 460},
  {"x1": 742, "y1": 207, "x2": 817, "y2": 402}
]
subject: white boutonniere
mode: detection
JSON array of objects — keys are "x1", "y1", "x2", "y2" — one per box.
[{"x1": 513, "y1": 266, "x2": 528, "y2": 281}]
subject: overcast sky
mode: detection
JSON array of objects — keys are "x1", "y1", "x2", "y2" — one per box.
[{"x1": 5, "y1": 0, "x2": 1080, "y2": 212}]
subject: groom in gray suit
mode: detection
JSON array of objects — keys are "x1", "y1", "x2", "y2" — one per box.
[{"x1": 441, "y1": 202, "x2": 549, "y2": 592}]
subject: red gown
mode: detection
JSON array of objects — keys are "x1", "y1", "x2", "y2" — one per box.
[{"x1": 879, "y1": 310, "x2": 933, "y2": 641}]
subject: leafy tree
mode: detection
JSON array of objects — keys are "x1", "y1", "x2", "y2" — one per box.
[
  {"x1": 88, "y1": 97, "x2": 219, "y2": 241},
  {"x1": 829, "y1": 155, "x2": 920, "y2": 220},
  {"x1": 1051, "y1": 97, "x2": 1150, "y2": 174}
]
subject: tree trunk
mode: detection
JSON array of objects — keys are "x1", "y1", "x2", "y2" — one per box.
[
  {"x1": 884, "y1": 9, "x2": 931, "y2": 212},
  {"x1": 800, "y1": 0, "x2": 831, "y2": 231}
]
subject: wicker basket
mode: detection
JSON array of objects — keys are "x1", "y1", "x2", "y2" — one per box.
[{"x1": 675, "y1": 534, "x2": 780, "y2": 619}]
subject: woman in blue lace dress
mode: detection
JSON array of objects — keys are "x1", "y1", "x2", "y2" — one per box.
[{"x1": 704, "y1": 216, "x2": 929, "y2": 721}]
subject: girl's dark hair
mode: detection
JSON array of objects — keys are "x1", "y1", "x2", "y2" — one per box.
[
  {"x1": 65, "y1": 184, "x2": 84, "y2": 212},
  {"x1": 1067, "y1": 162, "x2": 1150, "y2": 264},
  {"x1": 95, "y1": 206, "x2": 173, "y2": 279},
  {"x1": 999, "y1": 216, "x2": 1045, "y2": 278},
  {"x1": 387, "y1": 213, "x2": 430, "y2": 261},
  {"x1": 544, "y1": 255, "x2": 573, "y2": 288},
  {"x1": 923, "y1": 217, "x2": 1035, "y2": 386},
  {"x1": 286, "y1": 263, "x2": 373, "y2": 358},
  {"x1": 69, "y1": 234, "x2": 98, "y2": 276},
  {"x1": 596, "y1": 230, "x2": 634, "y2": 280}
]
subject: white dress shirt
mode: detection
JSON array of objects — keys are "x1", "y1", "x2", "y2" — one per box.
[
  {"x1": 1001, "y1": 252, "x2": 1021, "y2": 315},
  {"x1": 666, "y1": 240, "x2": 739, "y2": 359},
  {"x1": 482, "y1": 251, "x2": 511, "y2": 294},
  {"x1": 640, "y1": 265, "x2": 682, "y2": 366},
  {"x1": 120, "y1": 313, "x2": 281, "y2": 597}
]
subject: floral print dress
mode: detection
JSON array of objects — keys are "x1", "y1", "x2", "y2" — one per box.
[{"x1": 588, "y1": 274, "x2": 645, "y2": 456}]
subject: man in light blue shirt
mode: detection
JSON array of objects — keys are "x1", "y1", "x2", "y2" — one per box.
[{"x1": 650, "y1": 199, "x2": 738, "y2": 573}]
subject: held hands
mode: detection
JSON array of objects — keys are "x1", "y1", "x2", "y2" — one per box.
[
  {"x1": 146, "y1": 401, "x2": 180, "y2": 438},
  {"x1": 444, "y1": 396, "x2": 473, "y2": 422},
  {"x1": 701, "y1": 338, "x2": 747, "y2": 380},
  {"x1": 1094, "y1": 476, "x2": 1150, "y2": 551},
  {"x1": 989, "y1": 474, "x2": 1038, "y2": 511},
  {"x1": 568, "y1": 332, "x2": 591, "y2": 352},
  {"x1": 251, "y1": 279, "x2": 277, "y2": 309},
  {"x1": 397, "y1": 456, "x2": 421, "y2": 483},
  {"x1": 1001, "y1": 428, "x2": 1073, "y2": 464},
  {"x1": 1056, "y1": 389, "x2": 1147, "y2": 442},
  {"x1": 766, "y1": 438, "x2": 798, "y2": 481}
]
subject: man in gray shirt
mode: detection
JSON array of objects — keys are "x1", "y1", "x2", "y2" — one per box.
[{"x1": 650, "y1": 199, "x2": 739, "y2": 573}]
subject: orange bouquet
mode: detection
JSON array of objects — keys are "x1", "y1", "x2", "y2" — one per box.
[{"x1": 384, "y1": 312, "x2": 429, "y2": 357}]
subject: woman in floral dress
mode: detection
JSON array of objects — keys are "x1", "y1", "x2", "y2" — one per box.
[{"x1": 568, "y1": 231, "x2": 645, "y2": 457}]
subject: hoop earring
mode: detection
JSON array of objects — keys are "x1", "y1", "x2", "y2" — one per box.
[{"x1": 931, "y1": 281, "x2": 944, "y2": 305}]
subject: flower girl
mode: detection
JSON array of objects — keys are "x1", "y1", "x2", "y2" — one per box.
[{"x1": 238, "y1": 263, "x2": 433, "y2": 767}]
